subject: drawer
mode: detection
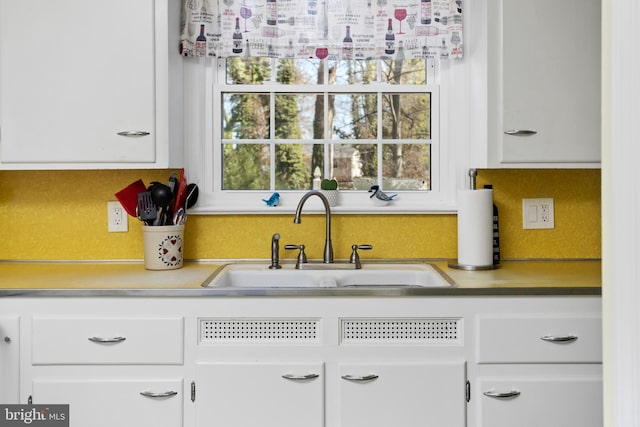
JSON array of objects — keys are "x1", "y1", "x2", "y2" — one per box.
[
  {"x1": 477, "y1": 376, "x2": 602, "y2": 427},
  {"x1": 33, "y1": 378, "x2": 183, "y2": 427},
  {"x1": 32, "y1": 317, "x2": 184, "y2": 365},
  {"x1": 476, "y1": 314, "x2": 601, "y2": 363}
]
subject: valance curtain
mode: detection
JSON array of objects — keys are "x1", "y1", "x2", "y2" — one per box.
[{"x1": 180, "y1": 0, "x2": 462, "y2": 60}]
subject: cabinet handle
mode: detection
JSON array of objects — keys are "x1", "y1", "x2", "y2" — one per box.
[
  {"x1": 88, "y1": 336, "x2": 126, "y2": 343},
  {"x1": 341, "y1": 374, "x2": 379, "y2": 381},
  {"x1": 140, "y1": 390, "x2": 178, "y2": 398},
  {"x1": 540, "y1": 334, "x2": 578, "y2": 343},
  {"x1": 281, "y1": 373, "x2": 320, "y2": 380},
  {"x1": 117, "y1": 131, "x2": 151, "y2": 137},
  {"x1": 504, "y1": 129, "x2": 537, "y2": 136},
  {"x1": 483, "y1": 390, "x2": 521, "y2": 399}
]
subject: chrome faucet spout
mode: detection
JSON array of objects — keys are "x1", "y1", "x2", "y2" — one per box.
[{"x1": 293, "y1": 191, "x2": 333, "y2": 263}]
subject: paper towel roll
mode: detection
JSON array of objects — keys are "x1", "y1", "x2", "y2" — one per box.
[{"x1": 457, "y1": 189, "x2": 494, "y2": 267}]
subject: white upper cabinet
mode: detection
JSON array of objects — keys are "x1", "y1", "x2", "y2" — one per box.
[
  {"x1": 479, "y1": 0, "x2": 601, "y2": 168},
  {"x1": 0, "y1": 0, "x2": 183, "y2": 169}
]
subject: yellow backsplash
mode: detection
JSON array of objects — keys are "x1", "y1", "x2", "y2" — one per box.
[{"x1": 0, "y1": 169, "x2": 601, "y2": 261}]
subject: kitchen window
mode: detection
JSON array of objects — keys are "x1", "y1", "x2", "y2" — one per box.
[{"x1": 193, "y1": 56, "x2": 456, "y2": 213}]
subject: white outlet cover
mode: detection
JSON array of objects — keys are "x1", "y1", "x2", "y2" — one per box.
[
  {"x1": 107, "y1": 201, "x2": 128, "y2": 232},
  {"x1": 522, "y1": 198, "x2": 555, "y2": 229}
]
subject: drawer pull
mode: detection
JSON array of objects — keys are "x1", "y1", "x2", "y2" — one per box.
[
  {"x1": 483, "y1": 390, "x2": 521, "y2": 399},
  {"x1": 281, "y1": 373, "x2": 320, "y2": 380},
  {"x1": 117, "y1": 131, "x2": 151, "y2": 137},
  {"x1": 341, "y1": 374, "x2": 379, "y2": 382},
  {"x1": 140, "y1": 390, "x2": 178, "y2": 398},
  {"x1": 504, "y1": 129, "x2": 537, "y2": 136},
  {"x1": 540, "y1": 335, "x2": 578, "y2": 343},
  {"x1": 88, "y1": 336, "x2": 127, "y2": 343}
]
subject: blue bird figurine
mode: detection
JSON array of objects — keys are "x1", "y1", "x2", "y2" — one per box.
[
  {"x1": 368, "y1": 185, "x2": 397, "y2": 205},
  {"x1": 262, "y1": 192, "x2": 280, "y2": 207}
]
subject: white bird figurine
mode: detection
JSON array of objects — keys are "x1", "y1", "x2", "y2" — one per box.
[{"x1": 368, "y1": 185, "x2": 397, "y2": 205}]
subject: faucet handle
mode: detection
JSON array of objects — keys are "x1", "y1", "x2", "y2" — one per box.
[
  {"x1": 350, "y1": 244, "x2": 372, "y2": 269},
  {"x1": 285, "y1": 244, "x2": 308, "y2": 268}
]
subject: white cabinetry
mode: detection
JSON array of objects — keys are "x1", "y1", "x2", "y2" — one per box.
[
  {"x1": 32, "y1": 379, "x2": 184, "y2": 427},
  {"x1": 0, "y1": 316, "x2": 19, "y2": 403},
  {"x1": 29, "y1": 315, "x2": 185, "y2": 427},
  {"x1": 475, "y1": 310, "x2": 603, "y2": 427},
  {"x1": 0, "y1": 0, "x2": 183, "y2": 169},
  {"x1": 196, "y1": 362, "x2": 325, "y2": 427},
  {"x1": 0, "y1": 294, "x2": 601, "y2": 427},
  {"x1": 478, "y1": 376, "x2": 601, "y2": 427},
  {"x1": 194, "y1": 312, "x2": 467, "y2": 427},
  {"x1": 339, "y1": 361, "x2": 465, "y2": 427},
  {"x1": 481, "y1": 0, "x2": 601, "y2": 168}
]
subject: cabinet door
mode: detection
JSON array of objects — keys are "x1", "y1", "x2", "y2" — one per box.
[
  {"x1": 32, "y1": 378, "x2": 183, "y2": 427},
  {"x1": 0, "y1": 0, "x2": 156, "y2": 164},
  {"x1": 339, "y1": 361, "x2": 466, "y2": 427},
  {"x1": 196, "y1": 362, "x2": 324, "y2": 427},
  {"x1": 0, "y1": 316, "x2": 19, "y2": 403},
  {"x1": 496, "y1": 0, "x2": 601, "y2": 164},
  {"x1": 478, "y1": 376, "x2": 602, "y2": 427}
]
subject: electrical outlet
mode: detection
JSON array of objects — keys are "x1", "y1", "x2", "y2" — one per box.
[
  {"x1": 522, "y1": 198, "x2": 555, "y2": 229},
  {"x1": 107, "y1": 201, "x2": 128, "y2": 232}
]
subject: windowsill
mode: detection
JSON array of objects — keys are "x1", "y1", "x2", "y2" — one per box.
[{"x1": 189, "y1": 191, "x2": 457, "y2": 215}]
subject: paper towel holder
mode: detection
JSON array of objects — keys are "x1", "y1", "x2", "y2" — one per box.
[{"x1": 447, "y1": 260, "x2": 501, "y2": 271}]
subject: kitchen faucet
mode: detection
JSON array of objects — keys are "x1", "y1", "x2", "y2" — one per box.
[{"x1": 293, "y1": 191, "x2": 333, "y2": 264}]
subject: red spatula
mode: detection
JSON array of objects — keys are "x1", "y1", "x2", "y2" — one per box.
[
  {"x1": 172, "y1": 169, "x2": 188, "y2": 213},
  {"x1": 115, "y1": 179, "x2": 147, "y2": 218}
]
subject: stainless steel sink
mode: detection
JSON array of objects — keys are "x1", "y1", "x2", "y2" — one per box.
[{"x1": 203, "y1": 263, "x2": 454, "y2": 288}]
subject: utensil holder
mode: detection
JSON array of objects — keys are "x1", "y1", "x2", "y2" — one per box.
[{"x1": 142, "y1": 224, "x2": 185, "y2": 270}]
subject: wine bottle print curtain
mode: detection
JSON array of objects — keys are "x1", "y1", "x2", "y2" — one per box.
[{"x1": 180, "y1": 0, "x2": 462, "y2": 59}]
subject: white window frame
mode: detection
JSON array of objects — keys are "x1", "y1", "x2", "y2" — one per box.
[{"x1": 188, "y1": 57, "x2": 458, "y2": 214}]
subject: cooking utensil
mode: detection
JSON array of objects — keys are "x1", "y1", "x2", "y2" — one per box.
[
  {"x1": 172, "y1": 208, "x2": 186, "y2": 225},
  {"x1": 165, "y1": 171, "x2": 179, "y2": 223},
  {"x1": 150, "y1": 182, "x2": 174, "y2": 225},
  {"x1": 167, "y1": 172, "x2": 179, "y2": 197},
  {"x1": 115, "y1": 179, "x2": 147, "y2": 217},
  {"x1": 171, "y1": 169, "x2": 187, "y2": 213},
  {"x1": 185, "y1": 183, "x2": 199, "y2": 209},
  {"x1": 137, "y1": 191, "x2": 157, "y2": 224}
]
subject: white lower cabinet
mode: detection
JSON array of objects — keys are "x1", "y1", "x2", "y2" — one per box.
[
  {"x1": 195, "y1": 360, "x2": 466, "y2": 427},
  {"x1": 0, "y1": 295, "x2": 601, "y2": 427},
  {"x1": 0, "y1": 316, "x2": 19, "y2": 403},
  {"x1": 196, "y1": 362, "x2": 325, "y2": 427},
  {"x1": 32, "y1": 378, "x2": 183, "y2": 427},
  {"x1": 27, "y1": 314, "x2": 186, "y2": 427},
  {"x1": 478, "y1": 375, "x2": 602, "y2": 427},
  {"x1": 475, "y1": 310, "x2": 603, "y2": 427},
  {"x1": 339, "y1": 361, "x2": 466, "y2": 427}
]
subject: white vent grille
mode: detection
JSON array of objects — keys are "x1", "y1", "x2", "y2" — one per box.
[
  {"x1": 340, "y1": 318, "x2": 462, "y2": 344},
  {"x1": 200, "y1": 319, "x2": 320, "y2": 344}
]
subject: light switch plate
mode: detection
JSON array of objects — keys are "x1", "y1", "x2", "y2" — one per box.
[{"x1": 522, "y1": 198, "x2": 555, "y2": 229}]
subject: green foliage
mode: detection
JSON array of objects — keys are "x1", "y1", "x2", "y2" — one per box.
[
  {"x1": 223, "y1": 58, "x2": 310, "y2": 190},
  {"x1": 223, "y1": 144, "x2": 269, "y2": 190},
  {"x1": 321, "y1": 179, "x2": 338, "y2": 190},
  {"x1": 276, "y1": 144, "x2": 309, "y2": 190},
  {"x1": 222, "y1": 57, "x2": 430, "y2": 192}
]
